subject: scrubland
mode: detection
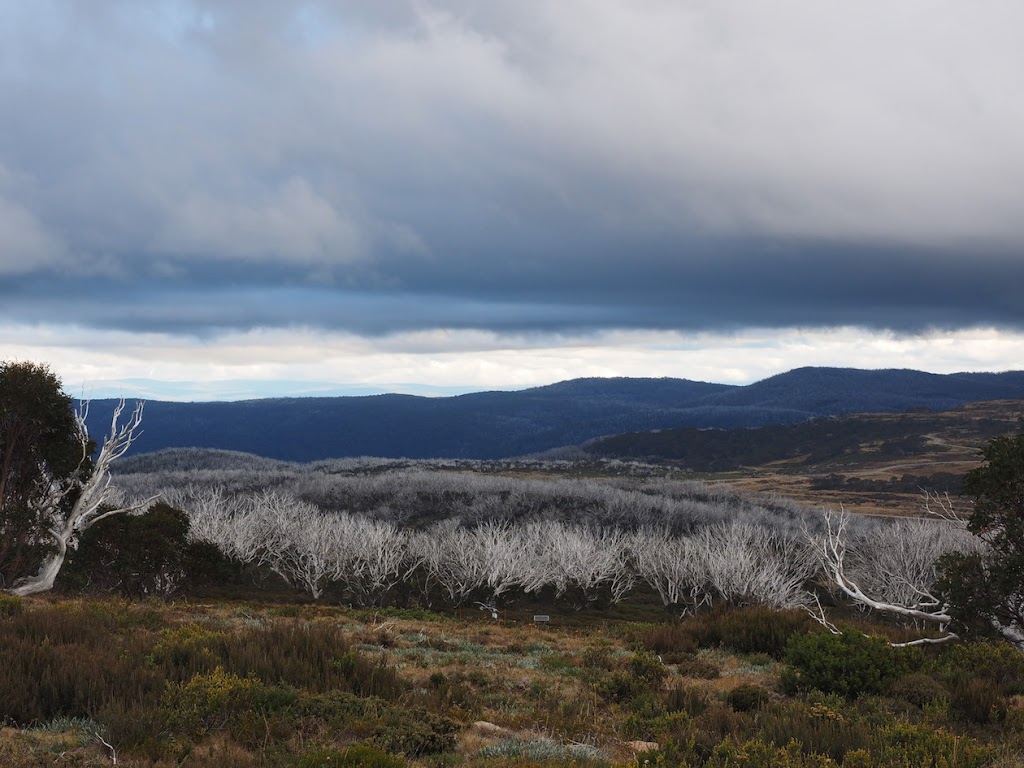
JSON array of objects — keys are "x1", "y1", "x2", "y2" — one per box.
[
  {"x1": 3, "y1": 593, "x2": 1024, "y2": 767},
  {"x1": 2, "y1": 452, "x2": 1021, "y2": 767}
]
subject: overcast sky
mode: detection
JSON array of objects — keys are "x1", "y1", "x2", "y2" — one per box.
[{"x1": 2, "y1": 1, "x2": 1023, "y2": 399}]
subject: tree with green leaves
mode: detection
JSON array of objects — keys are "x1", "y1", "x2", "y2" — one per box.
[
  {"x1": 937, "y1": 432, "x2": 1024, "y2": 648},
  {"x1": 0, "y1": 360, "x2": 150, "y2": 595},
  {"x1": 60, "y1": 502, "x2": 232, "y2": 598}
]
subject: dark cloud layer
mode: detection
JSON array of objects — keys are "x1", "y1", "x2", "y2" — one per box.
[{"x1": 2, "y1": 1, "x2": 1023, "y2": 339}]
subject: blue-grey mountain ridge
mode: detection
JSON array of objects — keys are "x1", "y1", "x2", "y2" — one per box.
[{"x1": 83, "y1": 367, "x2": 1024, "y2": 461}]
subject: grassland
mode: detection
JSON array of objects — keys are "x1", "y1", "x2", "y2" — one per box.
[
  {"x1": 591, "y1": 399, "x2": 1024, "y2": 518},
  {"x1": 2, "y1": 590, "x2": 1024, "y2": 768}
]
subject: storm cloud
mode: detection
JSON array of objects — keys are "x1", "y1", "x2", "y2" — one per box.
[{"x1": 1, "y1": 1, "x2": 1023, "y2": 396}]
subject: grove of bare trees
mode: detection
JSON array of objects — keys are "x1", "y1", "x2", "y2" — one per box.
[{"x1": 144, "y1": 454, "x2": 981, "y2": 625}]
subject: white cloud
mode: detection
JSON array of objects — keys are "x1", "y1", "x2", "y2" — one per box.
[{"x1": 3, "y1": 323, "x2": 1022, "y2": 401}]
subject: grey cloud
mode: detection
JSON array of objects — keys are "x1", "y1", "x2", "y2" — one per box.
[{"x1": 1, "y1": 1, "x2": 1023, "y2": 338}]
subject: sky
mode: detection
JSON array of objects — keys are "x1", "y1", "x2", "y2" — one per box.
[{"x1": 2, "y1": 1, "x2": 1023, "y2": 400}]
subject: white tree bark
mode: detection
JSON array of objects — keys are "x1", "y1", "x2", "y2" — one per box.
[
  {"x1": 11, "y1": 400, "x2": 153, "y2": 596},
  {"x1": 407, "y1": 520, "x2": 488, "y2": 606},
  {"x1": 810, "y1": 507, "x2": 962, "y2": 645},
  {"x1": 630, "y1": 527, "x2": 709, "y2": 610},
  {"x1": 698, "y1": 522, "x2": 815, "y2": 610},
  {"x1": 472, "y1": 521, "x2": 528, "y2": 602}
]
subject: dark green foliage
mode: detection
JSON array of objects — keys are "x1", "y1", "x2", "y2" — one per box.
[
  {"x1": 929, "y1": 639, "x2": 1024, "y2": 693},
  {"x1": 369, "y1": 706, "x2": 459, "y2": 756},
  {"x1": 647, "y1": 720, "x2": 994, "y2": 768},
  {"x1": 595, "y1": 649, "x2": 667, "y2": 703},
  {"x1": 630, "y1": 648, "x2": 668, "y2": 686},
  {"x1": 962, "y1": 431, "x2": 1024, "y2": 544},
  {"x1": 656, "y1": 737, "x2": 840, "y2": 768},
  {"x1": 60, "y1": 503, "x2": 234, "y2": 597},
  {"x1": 296, "y1": 745, "x2": 404, "y2": 768},
  {"x1": 0, "y1": 361, "x2": 90, "y2": 585},
  {"x1": 673, "y1": 655, "x2": 722, "y2": 679},
  {"x1": 726, "y1": 683, "x2": 771, "y2": 712},
  {"x1": 920, "y1": 641, "x2": 1021, "y2": 725},
  {"x1": 665, "y1": 684, "x2": 712, "y2": 717},
  {"x1": 887, "y1": 673, "x2": 949, "y2": 709},
  {"x1": 294, "y1": 690, "x2": 457, "y2": 757},
  {"x1": 938, "y1": 431, "x2": 1024, "y2": 641},
  {"x1": 782, "y1": 630, "x2": 915, "y2": 699}
]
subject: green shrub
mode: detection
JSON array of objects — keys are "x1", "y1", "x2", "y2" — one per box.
[
  {"x1": 296, "y1": 745, "x2": 404, "y2": 768},
  {"x1": 59, "y1": 503, "x2": 235, "y2": 598},
  {"x1": 579, "y1": 641, "x2": 616, "y2": 671},
  {"x1": 630, "y1": 649, "x2": 668, "y2": 686},
  {"x1": 782, "y1": 630, "x2": 913, "y2": 699},
  {"x1": 757, "y1": 697, "x2": 871, "y2": 763},
  {"x1": 161, "y1": 667, "x2": 297, "y2": 738},
  {"x1": 665, "y1": 684, "x2": 712, "y2": 717},
  {"x1": 652, "y1": 736, "x2": 839, "y2": 767},
  {"x1": 726, "y1": 683, "x2": 770, "y2": 712},
  {"x1": 641, "y1": 721, "x2": 993, "y2": 768},
  {"x1": 595, "y1": 670, "x2": 638, "y2": 703},
  {"x1": 369, "y1": 706, "x2": 459, "y2": 756},
  {"x1": 295, "y1": 689, "x2": 457, "y2": 756},
  {"x1": 704, "y1": 738, "x2": 839, "y2": 767},
  {"x1": 871, "y1": 721, "x2": 994, "y2": 767},
  {"x1": 930, "y1": 640, "x2": 1024, "y2": 693},
  {"x1": 148, "y1": 623, "x2": 224, "y2": 672},
  {"x1": 622, "y1": 692, "x2": 666, "y2": 739},
  {"x1": 887, "y1": 672, "x2": 949, "y2": 709},
  {"x1": 595, "y1": 650, "x2": 667, "y2": 703},
  {"x1": 674, "y1": 654, "x2": 722, "y2": 679}
]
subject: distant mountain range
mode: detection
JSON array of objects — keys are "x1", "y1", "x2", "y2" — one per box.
[{"x1": 81, "y1": 367, "x2": 1024, "y2": 461}]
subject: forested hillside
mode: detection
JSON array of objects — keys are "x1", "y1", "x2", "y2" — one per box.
[{"x1": 82, "y1": 368, "x2": 1024, "y2": 461}]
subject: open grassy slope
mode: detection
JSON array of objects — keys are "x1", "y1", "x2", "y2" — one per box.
[{"x1": 588, "y1": 399, "x2": 1024, "y2": 516}]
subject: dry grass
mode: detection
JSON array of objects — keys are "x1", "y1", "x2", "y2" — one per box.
[{"x1": 2, "y1": 594, "x2": 1022, "y2": 767}]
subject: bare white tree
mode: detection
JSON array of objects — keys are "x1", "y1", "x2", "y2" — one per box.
[
  {"x1": 810, "y1": 507, "x2": 970, "y2": 646},
  {"x1": 471, "y1": 521, "x2": 528, "y2": 602},
  {"x1": 630, "y1": 527, "x2": 710, "y2": 611},
  {"x1": 245, "y1": 492, "x2": 342, "y2": 599},
  {"x1": 845, "y1": 515, "x2": 981, "y2": 615},
  {"x1": 519, "y1": 522, "x2": 634, "y2": 605},
  {"x1": 11, "y1": 400, "x2": 153, "y2": 596},
  {"x1": 698, "y1": 522, "x2": 815, "y2": 610},
  {"x1": 345, "y1": 517, "x2": 407, "y2": 605},
  {"x1": 407, "y1": 520, "x2": 488, "y2": 606}
]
